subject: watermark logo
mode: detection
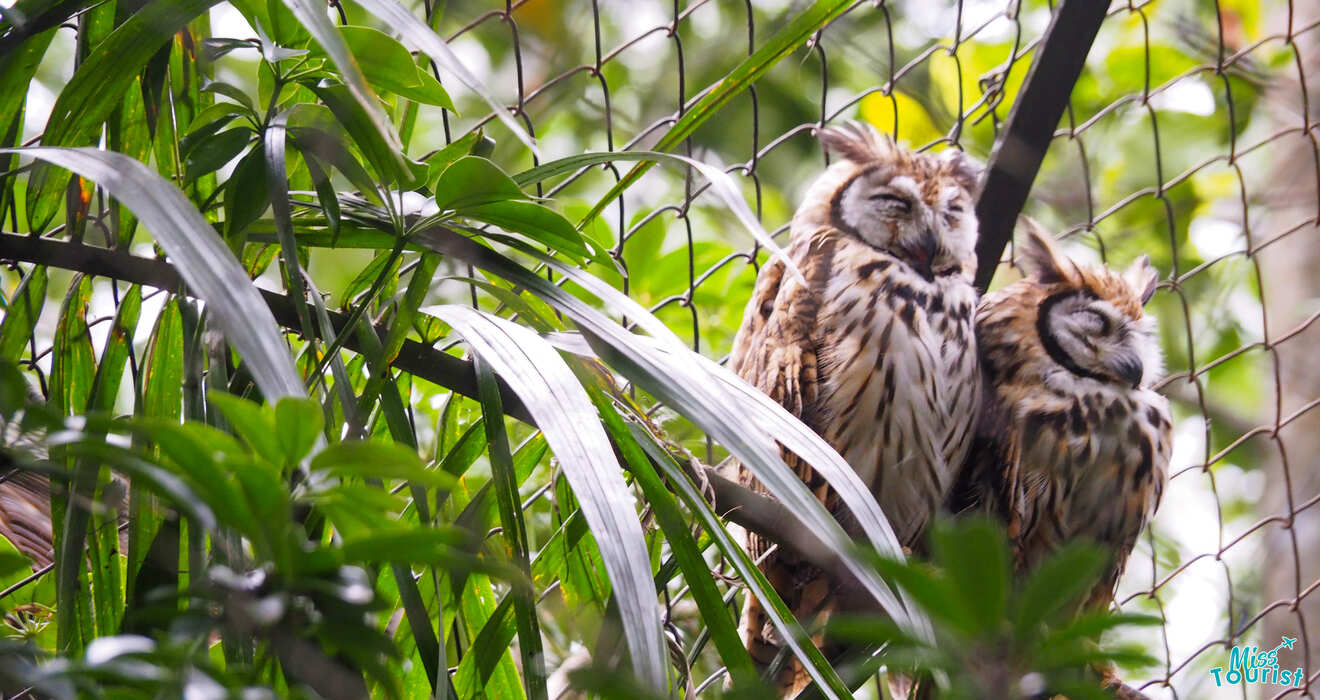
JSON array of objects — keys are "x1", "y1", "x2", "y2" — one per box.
[{"x1": 1210, "y1": 636, "x2": 1302, "y2": 688}]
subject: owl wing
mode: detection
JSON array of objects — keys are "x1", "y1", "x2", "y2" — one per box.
[
  {"x1": 731, "y1": 236, "x2": 842, "y2": 689},
  {"x1": 947, "y1": 377, "x2": 1021, "y2": 533},
  {"x1": 729, "y1": 235, "x2": 839, "y2": 525}
]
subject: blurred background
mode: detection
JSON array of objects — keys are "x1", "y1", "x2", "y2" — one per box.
[{"x1": 10, "y1": 0, "x2": 1320, "y2": 696}]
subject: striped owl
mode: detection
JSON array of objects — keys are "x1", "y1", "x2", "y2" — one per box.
[
  {"x1": 949, "y1": 221, "x2": 1171, "y2": 619},
  {"x1": 730, "y1": 123, "x2": 982, "y2": 694}
]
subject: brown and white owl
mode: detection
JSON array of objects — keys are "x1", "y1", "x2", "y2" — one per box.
[
  {"x1": 730, "y1": 122, "x2": 982, "y2": 694},
  {"x1": 949, "y1": 221, "x2": 1171, "y2": 619}
]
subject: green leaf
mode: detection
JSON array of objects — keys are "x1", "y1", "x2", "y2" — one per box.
[
  {"x1": 474, "y1": 353, "x2": 547, "y2": 700},
  {"x1": 462, "y1": 201, "x2": 592, "y2": 263},
  {"x1": 279, "y1": 0, "x2": 411, "y2": 179},
  {"x1": 1012, "y1": 541, "x2": 1109, "y2": 640},
  {"x1": 0, "y1": 266, "x2": 47, "y2": 361},
  {"x1": 432, "y1": 156, "x2": 527, "y2": 211},
  {"x1": 208, "y1": 392, "x2": 282, "y2": 465},
  {"x1": 183, "y1": 126, "x2": 253, "y2": 183},
  {"x1": 88, "y1": 285, "x2": 142, "y2": 413},
  {"x1": 274, "y1": 396, "x2": 323, "y2": 464},
  {"x1": 322, "y1": 26, "x2": 456, "y2": 110},
  {"x1": 310, "y1": 440, "x2": 454, "y2": 489},
  {"x1": 350, "y1": 0, "x2": 537, "y2": 153},
  {"x1": 339, "y1": 529, "x2": 477, "y2": 566},
  {"x1": 631, "y1": 425, "x2": 851, "y2": 699},
  {"x1": 1, "y1": 148, "x2": 306, "y2": 400},
  {"x1": 50, "y1": 274, "x2": 95, "y2": 415},
  {"x1": 589, "y1": 384, "x2": 758, "y2": 688},
  {"x1": 224, "y1": 143, "x2": 271, "y2": 241},
  {"x1": 309, "y1": 82, "x2": 425, "y2": 188},
  {"x1": 928, "y1": 517, "x2": 1012, "y2": 637},
  {"x1": 428, "y1": 304, "x2": 666, "y2": 689}
]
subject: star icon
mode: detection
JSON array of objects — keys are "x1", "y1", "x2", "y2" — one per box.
[{"x1": 1281, "y1": 636, "x2": 1297, "y2": 650}]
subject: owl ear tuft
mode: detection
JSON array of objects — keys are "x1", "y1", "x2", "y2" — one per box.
[
  {"x1": 938, "y1": 148, "x2": 983, "y2": 192},
  {"x1": 1125, "y1": 255, "x2": 1158, "y2": 305},
  {"x1": 814, "y1": 121, "x2": 895, "y2": 163},
  {"x1": 1017, "y1": 218, "x2": 1076, "y2": 285}
]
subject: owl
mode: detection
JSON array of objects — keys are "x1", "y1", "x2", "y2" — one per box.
[
  {"x1": 949, "y1": 221, "x2": 1171, "y2": 620},
  {"x1": 729, "y1": 122, "x2": 982, "y2": 694}
]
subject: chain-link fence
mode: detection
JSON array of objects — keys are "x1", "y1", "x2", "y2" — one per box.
[{"x1": 422, "y1": 0, "x2": 1319, "y2": 697}]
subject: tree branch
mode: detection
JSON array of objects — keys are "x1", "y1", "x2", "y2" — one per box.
[{"x1": 0, "y1": 233, "x2": 852, "y2": 585}]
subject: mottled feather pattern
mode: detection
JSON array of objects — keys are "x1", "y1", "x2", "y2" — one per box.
[
  {"x1": 952, "y1": 224, "x2": 1171, "y2": 613},
  {"x1": 730, "y1": 123, "x2": 982, "y2": 695}
]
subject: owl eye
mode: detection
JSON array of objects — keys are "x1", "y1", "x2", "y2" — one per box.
[
  {"x1": 868, "y1": 192, "x2": 911, "y2": 213},
  {"x1": 1079, "y1": 309, "x2": 1111, "y2": 334},
  {"x1": 947, "y1": 203, "x2": 965, "y2": 214}
]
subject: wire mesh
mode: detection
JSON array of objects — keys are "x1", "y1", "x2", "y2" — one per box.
[{"x1": 425, "y1": 0, "x2": 1320, "y2": 696}]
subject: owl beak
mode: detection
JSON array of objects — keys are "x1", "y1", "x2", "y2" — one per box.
[
  {"x1": 911, "y1": 230, "x2": 938, "y2": 280},
  {"x1": 1110, "y1": 354, "x2": 1144, "y2": 388}
]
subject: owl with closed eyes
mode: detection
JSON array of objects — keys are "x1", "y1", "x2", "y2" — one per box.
[
  {"x1": 949, "y1": 221, "x2": 1171, "y2": 625},
  {"x1": 730, "y1": 122, "x2": 982, "y2": 695}
]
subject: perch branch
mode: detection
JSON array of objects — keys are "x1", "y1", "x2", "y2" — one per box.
[{"x1": 0, "y1": 232, "x2": 850, "y2": 584}]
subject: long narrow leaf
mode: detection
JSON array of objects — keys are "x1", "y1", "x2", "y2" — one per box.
[
  {"x1": 3, "y1": 147, "x2": 304, "y2": 400},
  {"x1": 587, "y1": 384, "x2": 758, "y2": 688},
  {"x1": 631, "y1": 424, "x2": 851, "y2": 699},
  {"x1": 425, "y1": 304, "x2": 667, "y2": 690},
  {"x1": 474, "y1": 354, "x2": 547, "y2": 700},
  {"x1": 351, "y1": 0, "x2": 539, "y2": 155},
  {"x1": 277, "y1": 0, "x2": 411, "y2": 179},
  {"x1": 413, "y1": 228, "x2": 924, "y2": 639}
]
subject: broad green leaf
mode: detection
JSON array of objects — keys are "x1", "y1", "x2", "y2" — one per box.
[
  {"x1": 50, "y1": 274, "x2": 94, "y2": 416},
  {"x1": 426, "y1": 304, "x2": 666, "y2": 689},
  {"x1": 183, "y1": 126, "x2": 252, "y2": 183},
  {"x1": 0, "y1": 266, "x2": 47, "y2": 360},
  {"x1": 929, "y1": 518, "x2": 1012, "y2": 636},
  {"x1": 309, "y1": 82, "x2": 425, "y2": 188},
  {"x1": 278, "y1": 0, "x2": 411, "y2": 179},
  {"x1": 588, "y1": 384, "x2": 757, "y2": 687},
  {"x1": 224, "y1": 143, "x2": 271, "y2": 242},
  {"x1": 432, "y1": 156, "x2": 527, "y2": 211},
  {"x1": 339, "y1": 529, "x2": 476, "y2": 566},
  {"x1": 310, "y1": 440, "x2": 454, "y2": 489},
  {"x1": 632, "y1": 425, "x2": 850, "y2": 698},
  {"x1": 462, "y1": 200, "x2": 592, "y2": 263},
  {"x1": 317, "y1": 26, "x2": 455, "y2": 110},
  {"x1": 208, "y1": 392, "x2": 282, "y2": 465},
  {"x1": 263, "y1": 111, "x2": 315, "y2": 342},
  {"x1": 1013, "y1": 542, "x2": 1109, "y2": 640},
  {"x1": 274, "y1": 396, "x2": 323, "y2": 464},
  {"x1": 2, "y1": 147, "x2": 305, "y2": 400}
]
